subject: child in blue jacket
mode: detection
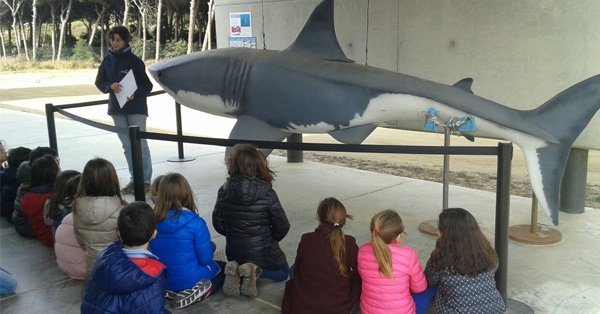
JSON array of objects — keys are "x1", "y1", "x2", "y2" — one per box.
[
  {"x1": 151, "y1": 172, "x2": 224, "y2": 309},
  {"x1": 81, "y1": 201, "x2": 170, "y2": 314}
]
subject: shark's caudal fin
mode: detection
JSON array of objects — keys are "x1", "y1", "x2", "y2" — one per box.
[
  {"x1": 527, "y1": 74, "x2": 600, "y2": 225},
  {"x1": 283, "y1": 0, "x2": 353, "y2": 62}
]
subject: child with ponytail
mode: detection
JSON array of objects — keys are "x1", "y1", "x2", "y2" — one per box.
[
  {"x1": 358, "y1": 209, "x2": 435, "y2": 314},
  {"x1": 281, "y1": 197, "x2": 361, "y2": 314}
]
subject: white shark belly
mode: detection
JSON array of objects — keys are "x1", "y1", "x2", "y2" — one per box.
[
  {"x1": 357, "y1": 93, "x2": 551, "y2": 217},
  {"x1": 173, "y1": 90, "x2": 236, "y2": 118}
]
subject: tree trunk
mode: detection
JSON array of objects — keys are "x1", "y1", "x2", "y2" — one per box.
[
  {"x1": 202, "y1": 0, "x2": 213, "y2": 51},
  {"x1": 0, "y1": 24, "x2": 7, "y2": 59},
  {"x1": 50, "y1": 5, "x2": 56, "y2": 61},
  {"x1": 88, "y1": 4, "x2": 108, "y2": 47},
  {"x1": 186, "y1": 0, "x2": 198, "y2": 54},
  {"x1": 18, "y1": 11, "x2": 29, "y2": 60},
  {"x1": 122, "y1": 0, "x2": 130, "y2": 25},
  {"x1": 56, "y1": 0, "x2": 73, "y2": 62},
  {"x1": 154, "y1": 0, "x2": 162, "y2": 62},
  {"x1": 32, "y1": 0, "x2": 37, "y2": 61}
]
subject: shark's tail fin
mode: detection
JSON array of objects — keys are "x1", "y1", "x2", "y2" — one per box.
[{"x1": 526, "y1": 74, "x2": 600, "y2": 225}]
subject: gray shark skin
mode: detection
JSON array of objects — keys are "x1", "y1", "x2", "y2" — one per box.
[{"x1": 149, "y1": 0, "x2": 600, "y2": 225}]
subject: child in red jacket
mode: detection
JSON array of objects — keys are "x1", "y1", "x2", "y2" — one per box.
[{"x1": 21, "y1": 154, "x2": 59, "y2": 246}]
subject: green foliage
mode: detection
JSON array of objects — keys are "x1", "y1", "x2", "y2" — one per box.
[
  {"x1": 130, "y1": 38, "x2": 157, "y2": 61},
  {"x1": 162, "y1": 40, "x2": 189, "y2": 59},
  {"x1": 71, "y1": 39, "x2": 100, "y2": 62}
]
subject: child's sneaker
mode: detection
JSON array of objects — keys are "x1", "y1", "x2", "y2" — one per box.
[
  {"x1": 164, "y1": 290, "x2": 179, "y2": 299},
  {"x1": 171, "y1": 279, "x2": 212, "y2": 309},
  {"x1": 238, "y1": 262, "x2": 261, "y2": 298},
  {"x1": 223, "y1": 261, "x2": 241, "y2": 297}
]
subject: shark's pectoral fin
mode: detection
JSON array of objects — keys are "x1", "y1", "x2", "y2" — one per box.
[
  {"x1": 328, "y1": 124, "x2": 377, "y2": 144},
  {"x1": 453, "y1": 78, "x2": 474, "y2": 94},
  {"x1": 227, "y1": 116, "x2": 290, "y2": 157},
  {"x1": 463, "y1": 134, "x2": 475, "y2": 142}
]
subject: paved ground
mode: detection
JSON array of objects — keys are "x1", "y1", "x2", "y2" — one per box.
[{"x1": 1, "y1": 70, "x2": 600, "y2": 313}]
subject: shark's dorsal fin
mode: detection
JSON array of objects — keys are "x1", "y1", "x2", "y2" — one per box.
[
  {"x1": 453, "y1": 78, "x2": 474, "y2": 94},
  {"x1": 283, "y1": 0, "x2": 354, "y2": 63}
]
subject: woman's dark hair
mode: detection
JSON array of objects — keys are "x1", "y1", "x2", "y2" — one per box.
[
  {"x1": 428, "y1": 208, "x2": 498, "y2": 276},
  {"x1": 108, "y1": 25, "x2": 133, "y2": 45}
]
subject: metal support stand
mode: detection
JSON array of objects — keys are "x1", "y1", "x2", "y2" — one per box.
[
  {"x1": 419, "y1": 128, "x2": 451, "y2": 236},
  {"x1": 168, "y1": 102, "x2": 195, "y2": 163},
  {"x1": 509, "y1": 193, "x2": 562, "y2": 245}
]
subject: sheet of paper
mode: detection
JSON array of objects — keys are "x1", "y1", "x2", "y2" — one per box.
[{"x1": 116, "y1": 70, "x2": 138, "y2": 108}]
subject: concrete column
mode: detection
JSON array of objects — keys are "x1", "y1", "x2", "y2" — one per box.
[
  {"x1": 286, "y1": 133, "x2": 303, "y2": 163},
  {"x1": 559, "y1": 148, "x2": 589, "y2": 214}
]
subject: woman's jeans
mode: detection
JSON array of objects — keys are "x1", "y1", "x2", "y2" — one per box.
[{"x1": 112, "y1": 114, "x2": 152, "y2": 184}]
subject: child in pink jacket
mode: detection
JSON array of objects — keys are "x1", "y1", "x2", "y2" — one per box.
[
  {"x1": 358, "y1": 209, "x2": 435, "y2": 314},
  {"x1": 54, "y1": 212, "x2": 86, "y2": 280}
]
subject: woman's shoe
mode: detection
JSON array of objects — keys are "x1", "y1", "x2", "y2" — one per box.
[
  {"x1": 223, "y1": 261, "x2": 241, "y2": 297},
  {"x1": 238, "y1": 262, "x2": 261, "y2": 298}
]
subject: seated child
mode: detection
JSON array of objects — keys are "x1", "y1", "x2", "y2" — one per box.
[
  {"x1": 213, "y1": 144, "x2": 291, "y2": 298},
  {"x1": 81, "y1": 201, "x2": 170, "y2": 314},
  {"x1": 13, "y1": 146, "x2": 58, "y2": 238},
  {"x1": 282, "y1": 197, "x2": 361, "y2": 314},
  {"x1": 54, "y1": 212, "x2": 86, "y2": 280},
  {"x1": 45, "y1": 170, "x2": 80, "y2": 235},
  {"x1": 358, "y1": 209, "x2": 435, "y2": 314},
  {"x1": 151, "y1": 173, "x2": 223, "y2": 309},
  {"x1": 21, "y1": 154, "x2": 60, "y2": 246},
  {"x1": 424, "y1": 208, "x2": 505, "y2": 314},
  {"x1": 1, "y1": 146, "x2": 31, "y2": 222}
]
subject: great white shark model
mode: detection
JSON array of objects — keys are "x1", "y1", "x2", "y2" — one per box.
[{"x1": 149, "y1": 0, "x2": 600, "y2": 225}]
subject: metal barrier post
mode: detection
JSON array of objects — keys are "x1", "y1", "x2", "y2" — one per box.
[
  {"x1": 168, "y1": 102, "x2": 195, "y2": 162},
  {"x1": 129, "y1": 126, "x2": 146, "y2": 201},
  {"x1": 45, "y1": 103, "x2": 58, "y2": 152},
  {"x1": 495, "y1": 142, "x2": 512, "y2": 301},
  {"x1": 495, "y1": 141, "x2": 534, "y2": 313}
]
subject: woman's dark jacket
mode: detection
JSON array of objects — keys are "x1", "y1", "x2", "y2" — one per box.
[
  {"x1": 95, "y1": 46, "x2": 153, "y2": 116},
  {"x1": 212, "y1": 175, "x2": 290, "y2": 270}
]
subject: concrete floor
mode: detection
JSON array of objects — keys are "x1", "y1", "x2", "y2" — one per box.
[{"x1": 1, "y1": 98, "x2": 600, "y2": 313}]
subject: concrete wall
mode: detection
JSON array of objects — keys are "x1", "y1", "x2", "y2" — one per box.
[{"x1": 213, "y1": 0, "x2": 600, "y2": 150}]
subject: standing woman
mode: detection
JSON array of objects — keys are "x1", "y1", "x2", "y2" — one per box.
[{"x1": 95, "y1": 25, "x2": 153, "y2": 194}]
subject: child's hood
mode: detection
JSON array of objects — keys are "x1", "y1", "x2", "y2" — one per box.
[
  {"x1": 75, "y1": 196, "x2": 123, "y2": 225},
  {"x1": 156, "y1": 209, "x2": 197, "y2": 234}
]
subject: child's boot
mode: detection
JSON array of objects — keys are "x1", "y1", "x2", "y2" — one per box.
[
  {"x1": 223, "y1": 261, "x2": 241, "y2": 297},
  {"x1": 239, "y1": 262, "x2": 261, "y2": 298},
  {"x1": 171, "y1": 278, "x2": 212, "y2": 309}
]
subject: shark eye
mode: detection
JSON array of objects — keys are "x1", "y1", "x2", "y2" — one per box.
[{"x1": 157, "y1": 71, "x2": 162, "y2": 78}]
